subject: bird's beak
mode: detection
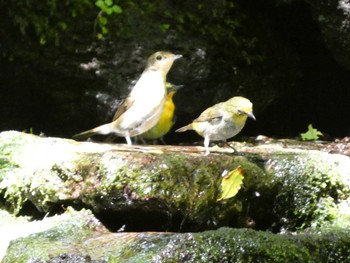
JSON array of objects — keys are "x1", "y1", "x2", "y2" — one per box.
[
  {"x1": 168, "y1": 84, "x2": 184, "y2": 93},
  {"x1": 247, "y1": 112, "x2": 256, "y2": 120},
  {"x1": 173, "y1": 54, "x2": 183, "y2": 60}
]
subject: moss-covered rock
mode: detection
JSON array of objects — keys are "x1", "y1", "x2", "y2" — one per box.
[
  {"x1": 0, "y1": 131, "x2": 350, "y2": 234},
  {"x1": 2, "y1": 207, "x2": 108, "y2": 262},
  {"x1": 153, "y1": 227, "x2": 350, "y2": 263},
  {"x1": 3, "y1": 208, "x2": 350, "y2": 262},
  {"x1": 0, "y1": 131, "x2": 263, "y2": 231},
  {"x1": 1, "y1": 131, "x2": 350, "y2": 261}
]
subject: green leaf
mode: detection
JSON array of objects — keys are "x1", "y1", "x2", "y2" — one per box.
[
  {"x1": 105, "y1": 8, "x2": 113, "y2": 15},
  {"x1": 95, "y1": 0, "x2": 106, "y2": 9},
  {"x1": 217, "y1": 166, "x2": 244, "y2": 201},
  {"x1": 39, "y1": 35, "x2": 47, "y2": 45},
  {"x1": 58, "y1": 22, "x2": 67, "y2": 31},
  {"x1": 105, "y1": 0, "x2": 113, "y2": 7},
  {"x1": 300, "y1": 124, "x2": 323, "y2": 141},
  {"x1": 101, "y1": 26, "x2": 109, "y2": 34},
  {"x1": 111, "y1": 5, "x2": 123, "y2": 14},
  {"x1": 98, "y1": 16, "x2": 108, "y2": 26},
  {"x1": 160, "y1": 23, "x2": 170, "y2": 32}
]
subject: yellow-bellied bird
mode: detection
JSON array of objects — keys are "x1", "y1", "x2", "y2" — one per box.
[
  {"x1": 139, "y1": 82, "x2": 183, "y2": 143},
  {"x1": 73, "y1": 51, "x2": 182, "y2": 145}
]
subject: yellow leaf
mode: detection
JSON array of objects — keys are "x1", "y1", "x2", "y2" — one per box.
[{"x1": 217, "y1": 166, "x2": 244, "y2": 201}]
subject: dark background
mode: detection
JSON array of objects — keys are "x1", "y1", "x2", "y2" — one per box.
[{"x1": 1, "y1": 0, "x2": 349, "y2": 144}]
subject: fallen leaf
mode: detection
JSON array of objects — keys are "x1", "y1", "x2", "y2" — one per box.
[{"x1": 217, "y1": 166, "x2": 244, "y2": 201}]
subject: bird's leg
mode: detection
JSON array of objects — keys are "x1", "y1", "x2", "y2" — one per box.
[
  {"x1": 228, "y1": 143, "x2": 238, "y2": 154},
  {"x1": 125, "y1": 136, "x2": 132, "y2": 145},
  {"x1": 204, "y1": 136, "x2": 210, "y2": 155}
]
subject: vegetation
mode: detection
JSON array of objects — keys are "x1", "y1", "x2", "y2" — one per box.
[
  {"x1": 4, "y1": 0, "x2": 93, "y2": 45},
  {"x1": 94, "y1": 0, "x2": 123, "y2": 39},
  {"x1": 3, "y1": 0, "x2": 263, "y2": 66},
  {"x1": 301, "y1": 124, "x2": 323, "y2": 141}
]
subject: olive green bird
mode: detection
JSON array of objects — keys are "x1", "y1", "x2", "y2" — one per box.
[
  {"x1": 73, "y1": 51, "x2": 182, "y2": 145},
  {"x1": 176, "y1": 96, "x2": 255, "y2": 154}
]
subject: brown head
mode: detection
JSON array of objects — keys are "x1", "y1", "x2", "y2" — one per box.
[{"x1": 146, "y1": 51, "x2": 182, "y2": 78}]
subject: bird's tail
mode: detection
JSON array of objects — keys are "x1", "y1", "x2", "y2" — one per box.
[
  {"x1": 175, "y1": 123, "x2": 193, "y2": 133},
  {"x1": 73, "y1": 123, "x2": 112, "y2": 141}
]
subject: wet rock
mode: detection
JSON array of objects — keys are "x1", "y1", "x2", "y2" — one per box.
[
  {"x1": 1, "y1": 131, "x2": 350, "y2": 233},
  {"x1": 3, "y1": 208, "x2": 350, "y2": 262}
]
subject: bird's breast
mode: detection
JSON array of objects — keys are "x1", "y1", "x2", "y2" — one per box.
[
  {"x1": 196, "y1": 117, "x2": 246, "y2": 141},
  {"x1": 115, "y1": 71, "x2": 167, "y2": 135}
]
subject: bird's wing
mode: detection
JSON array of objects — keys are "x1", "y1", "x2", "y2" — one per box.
[
  {"x1": 112, "y1": 96, "x2": 135, "y2": 121},
  {"x1": 193, "y1": 105, "x2": 224, "y2": 125}
]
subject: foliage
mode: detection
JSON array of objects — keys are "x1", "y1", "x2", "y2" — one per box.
[
  {"x1": 4, "y1": 0, "x2": 264, "y2": 68},
  {"x1": 300, "y1": 124, "x2": 323, "y2": 141},
  {"x1": 5, "y1": 0, "x2": 94, "y2": 45},
  {"x1": 83, "y1": 0, "x2": 265, "y2": 69},
  {"x1": 94, "y1": 0, "x2": 123, "y2": 39}
]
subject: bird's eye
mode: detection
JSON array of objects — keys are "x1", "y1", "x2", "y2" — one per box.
[{"x1": 156, "y1": 55, "x2": 163, "y2": 61}]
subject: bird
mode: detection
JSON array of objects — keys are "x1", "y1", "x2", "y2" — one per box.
[
  {"x1": 175, "y1": 96, "x2": 255, "y2": 155},
  {"x1": 138, "y1": 82, "x2": 183, "y2": 143},
  {"x1": 73, "y1": 51, "x2": 182, "y2": 145}
]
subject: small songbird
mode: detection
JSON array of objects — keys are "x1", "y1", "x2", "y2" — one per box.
[
  {"x1": 139, "y1": 82, "x2": 183, "y2": 143},
  {"x1": 176, "y1": 96, "x2": 255, "y2": 154},
  {"x1": 73, "y1": 51, "x2": 182, "y2": 145}
]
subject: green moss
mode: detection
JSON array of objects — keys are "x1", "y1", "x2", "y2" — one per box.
[
  {"x1": 3, "y1": 207, "x2": 103, "y2": 262},
  {"x1": 269, "y1": 152, "x2": 350, "y2": 230},
  {"x1": 0, "y1": 133, "x2": 24, "y2": 180},
  {"x1": 1, "y1": 131, "x2": 349, "y2": 232},
  {"x1": 77, "y1": 151, "x2": 265, "y2": 230},
  {"x1": 0, "y1": 144, "x2": 16, "y2": 180},
  {"x1": 154, "y1": 227, "x2": 350, "y2": 263},
  {"x1": 121, "y1": 153, "x2": 250, "y2": 228},
  {"x1": 7, "y1": 224, "x2": 349, "y2": 262},
  {"x1": 0, "y1": 136, "x2": 28, "y2": 214}
]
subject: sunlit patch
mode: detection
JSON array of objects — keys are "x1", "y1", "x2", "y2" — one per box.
[{"x1": 80, "y1": 58, "x2": 100, "y2": 72}]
